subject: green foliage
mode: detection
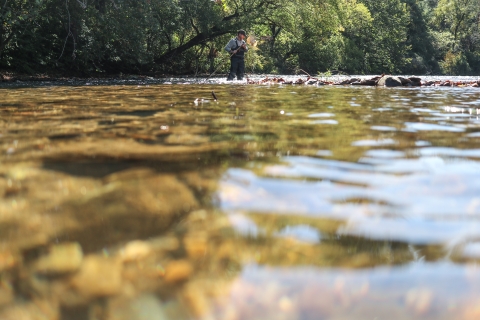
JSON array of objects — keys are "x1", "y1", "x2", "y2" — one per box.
[
  {"x1": 0, "y1": 0, "x2": 47, "y2": 72},
  {"x1": 1, "y1": 0, "x2": 480, "y2": 75},
  {"x1": 245, "y1": 47, "x2": 266, "y2": 74},
  {"x1": 440, "y1": 50, "x2": 471, "y2": 75},
  {"x1": 431, "y1": 0, "x2": 480, "y2": 74},
  {"x1": 433, "y1": 0, "x2": 480, "y2": 48},
  {"x1": 465, "y1": 51, "x2": 480, "y2": 74},
  {"x1": 337, "y1": 0, "x2": 373, "y2": 73},
  {"x1": 430, "y1": 30, "x2": 455, "y2": 59},
  {"x1": 401, "y1": 0, "x2": 438, "y2": 74},
  {"x1": 355, "y1": 0, "x2": 411, "y2": 73}
]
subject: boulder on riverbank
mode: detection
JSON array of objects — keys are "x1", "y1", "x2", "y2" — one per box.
[
  {"x1": 246, "y1": 74, "x2": 480, "y2": 88},
  {"x1": 376, "y1": 75, "x2": 403, "y2": 87}
]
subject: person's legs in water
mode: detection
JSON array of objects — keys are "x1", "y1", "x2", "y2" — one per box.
[
  {"x1": 227, "y1": 58, "x2": 239, "y2": 81},
  {"x1": 237, "y1": 58, "x2": 245, "y2": 80}
]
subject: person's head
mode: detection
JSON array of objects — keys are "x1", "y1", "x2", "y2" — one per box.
[{"x1": 237, "y1": 30, "x2": 246, "y2": 40}]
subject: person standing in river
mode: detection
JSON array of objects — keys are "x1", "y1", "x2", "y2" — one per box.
[{"x1": 225, "y1": 30, "x2": 248, "y2": 81}]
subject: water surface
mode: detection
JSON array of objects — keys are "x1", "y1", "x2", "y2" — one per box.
[{"x1": 1, "y1": 81, "x2": 480, "y2": 319}]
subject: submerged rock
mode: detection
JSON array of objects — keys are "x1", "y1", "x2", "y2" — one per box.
[
  {"x1": 164, "y1": 133, "x2": 210, "y2": 145},
  {"x1": 34, "y1": 242, "x2": 83, "y2": 275},
  {"x1": 120, "y1": 240, "x2": 153, "y2": 262},
  {"x1": 0, "y1": 299, "x2": 59, "y2": 320},
  {"x1": 39, "y1": 138, "x2": 229, "y2": 162},
  {"x1": 70, "y1": 256, "x2": 123, "y2": 298},
  {"x1": 164, "y1": 260, "x2": 194, "y2": 283},
  {"x1": 0, "y1": 276, "x2": 14, "y2": 308},
  {"x1": 56, "y1": 172, "x2": 199, "y2": 252},
  {"x1": 0, "y1": 249, "x2": 17, "y2": 272},
  {"x1": 108, "y1": 294, "x2": 171, "y2": 320},
  {"x1": 405, "y1": 288, "x2": 433, "y2": 315}
]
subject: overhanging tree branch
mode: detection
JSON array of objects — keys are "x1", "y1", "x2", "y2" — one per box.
[
  {"x1": 154, "y1": 0, "x2": 276, "y2": 64},
  {"x1": 154, "y1": 29, "x2": 229, "y2": 63}
]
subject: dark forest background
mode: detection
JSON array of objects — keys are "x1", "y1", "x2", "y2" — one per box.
[{"x1": 1, "y1": 0, "x2": 479, "y2": 76}]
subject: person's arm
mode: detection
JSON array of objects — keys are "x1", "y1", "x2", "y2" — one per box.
[
  {"x1": 225, "y1": 39, "x2": 235, "y2": 53},
  {"x1": 242, "y1": 41, "x2": 248, "y2": 52}
]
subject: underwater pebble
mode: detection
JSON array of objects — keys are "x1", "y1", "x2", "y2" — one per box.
[
  {"x1": 464, "y1": 300, "x2": 480, "y2": 320},
  {"x1": 164, "y1": 260, "x2": 193, "y2": 283},
  {"x1": 0, "y1": 250, "x2": 17, "y2": 272},
  {"x1": 34, "y1": 242, "x2": 83, "y2": 274},
  {"x1": 187, "y1": 209, "x2": 207, "y2": 222},
  {"x1": 0, "y1": 299, "x2": 59, "y2": 320},
  {"x1": 71, "y1": 256, "x2": 122, "y2": 297},
  {"x1": 120, "y1": 240, "x2": 152, "y2": 262},
  {"x1": 181, "y1": 281, "x2": 210, "y2": 318},
  {"x1": 164, "y1": 133, "x2": 210, "y2": 145},
  {"x1": 149, "y1": 237, "x2": 180, "y2": 252},
  {"x1": 405, "y1": 287, "x2": 433, "y2": 315},
  {"x1": 0, "y1": 280, "x2": 14, "y2": 307},
  {"x1": 184, "y1": 234, "x2": 207, "y2": 259},
  {"x1": 108, "y1": 294, "x2": 170, "y2": 320},
  {"x1": 278, "y1": 296, "x2": 294, "y2": 312}
]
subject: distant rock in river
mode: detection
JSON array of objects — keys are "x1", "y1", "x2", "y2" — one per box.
[{"x1": 376, "y1": 75, "x2": 403, "y2": 87}]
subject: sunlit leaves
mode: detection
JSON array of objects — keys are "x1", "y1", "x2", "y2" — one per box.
[
  {"x1": 433, "y1": 0, "x2": 480, "y2": 49},
  {"x1": 1, "y1": 0, "x2": 480, "y2": 75}
]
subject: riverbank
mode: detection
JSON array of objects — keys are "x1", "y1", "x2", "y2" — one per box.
[
  {"x1": 1, "y1": 72, "x2": 480, "y2": 88},
  {"x1": 270, "y1": 74, "x2": 480, "y2": 87},
  {"x1": 0, "y1": 71, "x2": 174, "y2": 83}
]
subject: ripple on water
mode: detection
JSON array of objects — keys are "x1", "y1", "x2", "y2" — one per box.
[
  {"x1": 3, "y1": 81, "x2": 480, "y2": 320},
  {"x1": 316, "y1": 150, "x2": 333, "y2": 157},
  {"x1": 274, "y1": 225, "x2": 322, "y2": 243},
  {"x1": 415, "y1": 140, "x2": 432, "y2": 146},
  {"x1": 363, "y1": 149, "x2": 405, "y2": 158},
  {"x1": 212, "y1": 263, "x2": 480, "y2": 319},
  {"x1": 352, "y1": 138, "x2": 396, "y2": 146},
  {"x1": 308, "y1": 113, "x2": 335, "y2": 118},
  {"x1": 461, "y1": 242, "x2": 480, "y2": 258},
  {"x1": 219, "y1": 155, "x2": 480, "y2": 245},
  {"x1": 310, "y1": 119, "x2": 339, "y2": 125},
  {"x1": 370, "y1": 125, "x2": 397, "y2": 131},
  {"x1": 416, "y1": 147, "x2": 480, "y2": 158},
  {"x1": 404, "y1": 122, "x2": 466, "y2": 132},
  {"x1": 228, "y1": 213, "x2": 264, "y2": 237}
]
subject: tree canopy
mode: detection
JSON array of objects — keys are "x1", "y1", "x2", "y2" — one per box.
[{"x1": 1, "y1": 0, "x2": 479, "y2": 75}]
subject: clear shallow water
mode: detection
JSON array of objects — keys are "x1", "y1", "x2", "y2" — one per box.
[{"x1": 1, "y1": 81, "x2": 480, "y2": 319}]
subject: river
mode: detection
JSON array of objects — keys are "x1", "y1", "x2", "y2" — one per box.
[{"x1": 1, "y1": 78, "x2": 480, "y2": 319}]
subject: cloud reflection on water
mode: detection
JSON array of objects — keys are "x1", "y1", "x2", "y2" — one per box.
[{"x1": 219, "y1": 153, "x2": 480, "y2": 246}]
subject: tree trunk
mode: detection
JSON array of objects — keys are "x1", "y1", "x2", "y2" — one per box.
[
  {"x1": 95, "y1": 0, "x2": 106, "y2": 13},
  {"x1": 154, "y1": 30, "x2": 229, "y2": 64},
  {"x1": 208, "y1": 45, "x2": 217, "y2": 73}
]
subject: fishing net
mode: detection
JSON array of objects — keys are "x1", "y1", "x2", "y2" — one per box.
[{"x1": 246, "y1": 34, "x2": 258, "y2": 49}]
